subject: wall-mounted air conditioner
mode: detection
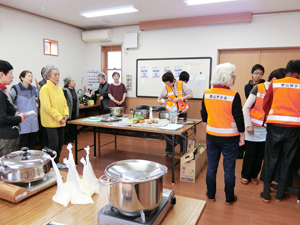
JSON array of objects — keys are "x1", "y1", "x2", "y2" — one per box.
[{"x1": 82, "y1": 29, "x2": 113, "y2": 43}]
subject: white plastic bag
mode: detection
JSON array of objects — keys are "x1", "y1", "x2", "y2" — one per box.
[
  {"x1": 47, "y1": 155, "x2": 71, "y2": 207},
  {"x1": 64, "y1": 157, "x2": 94, "y2": 204},
  {"x1": 79, "y1": 146, "x2": 100, "y2": 196}
]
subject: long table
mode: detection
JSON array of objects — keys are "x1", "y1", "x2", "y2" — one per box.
[
  {"x1": 0, "y1": 171, "x2": 206, "y2": 225},
  {"x1": 68, "y1": 115, "x2": 202, "y2": 184}
]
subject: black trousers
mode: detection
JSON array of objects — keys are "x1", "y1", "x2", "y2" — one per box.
[
  {"x1": 19, "y1": 132, "x2": 38, "y2": 150},
  {"x1": 165, "y1": 113, "x2": 187, "y2": 153},
  {"x1": 46, "y1": 127, "x2": 64, "y2": 164},
  {"x1": 64, "y1": 112, "x2": 77, "y2": 144},
  {"x1": 241, "y1": 140, "x2": 265, "y2": 179},
  {"x1": 260, "y1": 123, "x2": 300, "y2": 186}
]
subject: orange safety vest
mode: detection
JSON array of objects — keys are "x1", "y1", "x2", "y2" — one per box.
[
  {"x1": 266, "y1": 77, "x2": 300, "y2": 126},
  {"x1": 204, "y1": 88, "x2": 239, "y2": 137},
  {"x1": 249, "y1": 83, "x2": 267, "y2": 127},
  {"x1": 165, "y1": 80, "x2": 189, "y2": 113}
]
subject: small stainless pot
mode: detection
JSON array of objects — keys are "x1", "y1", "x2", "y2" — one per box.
[
  {"x1": 100, "y1": 159, "x2": 167, "y2": 213},
  {"x1": 158, "y1": 110, "x2": 170, "y2": 119},
  {"x1": 130, "y1": 108, "x2": 149, "y2": 119},
  {"x1": 107, "y1": 106, "x2": 127, "y2": 117},
  {"x1": 0, "y1": 148, "x2": 56, "y2": 183}
]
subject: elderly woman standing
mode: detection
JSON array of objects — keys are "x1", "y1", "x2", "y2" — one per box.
[
  {"x1": 0, "y1": 60, "x2": 28, "y2": 156},
  {"x1": 10, "y1": 70, "x2": 40, "y2": 149},
  {"x1": 107, "y1": 72, "x2": 127, "y2": 107},
  {"x1": 201, "y1": 63, "x2": 245, "y2": 205},
  {"x1": 62, "y1": 76, "x2": 79, "y2": 144},
  {"x1": 92, "y1": 72, "x2": 110, "y2": 114},
  {"x1": 40, "y1": 65, "x2": 68, "y2": 168}
]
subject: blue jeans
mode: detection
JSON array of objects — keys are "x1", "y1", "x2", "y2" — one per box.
[{"x1": 206, "y1": 140, "x2": 238, "y2": 202}]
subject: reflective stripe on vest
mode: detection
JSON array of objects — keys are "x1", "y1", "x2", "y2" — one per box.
[
  {"x1": 249, "y1": 83, "x2": 267, "y2": 127},
  {"x1": 266, "y1": 77, "x2": 300, "y2": 126},
  {"x1": 166, "y1": 80, "x2": 189, "y2": 113},
  {"x1": 207, "y1": 125, "x2": 238, "y2": 134},
  {"x1": 204, "y1": 88, "x2": 239, "y2": 137}
]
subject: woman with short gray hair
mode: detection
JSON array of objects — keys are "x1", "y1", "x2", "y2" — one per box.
[
  {"x1": 92, "y1": 72, "x2": 110, "y2": 114},
  {"x1": 40, "y1": 65, "x2": 69, "y2": 169},
  {"x1": 63, "y1": 75, "x2": 79, "y2": 144},
  {"x1": 201, "y1": 62, "x2": 245, "y2": 205}
]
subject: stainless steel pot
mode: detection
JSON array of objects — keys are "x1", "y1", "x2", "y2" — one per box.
[
  {"x1": 158, "y1": 110, "x2": 170, "y2": 119},
  {"x1": 130, "y1": 108, "x2": 150, "y2": 119},
  {"x1": 0, "y1": 148, "x2": 56, "y2": 183},
  {"x1": 107, "y1": 106, "x2": 127, "y2": 117},
  {"x1": 100, "y1": 159, "x2": 167, "y2": 213}
]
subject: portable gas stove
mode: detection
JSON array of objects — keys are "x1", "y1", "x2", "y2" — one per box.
[
  {"x1": 0, "y1": 171, "x2": 56, "y2": 203},
  {"x1": 97, "y1": 189, "x2": 176, "y2": 225}
]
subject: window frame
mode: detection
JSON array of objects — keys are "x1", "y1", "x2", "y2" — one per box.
[
  {"x1": 43, "y1": 38, "x2": 58, "y2": 56},
  {"x1": 101, "y1": 45, "x2": 122, "y2": 82}
]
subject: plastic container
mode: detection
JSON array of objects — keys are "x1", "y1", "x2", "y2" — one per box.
[
  {"x1": 170, "y1": 103, "x2": 178, "y2": 124},
  {"x1": 149, "y1": 107, "x2": 153, "y2": 120}
]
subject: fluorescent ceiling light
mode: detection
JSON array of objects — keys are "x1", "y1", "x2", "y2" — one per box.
[
  {"x1": 80, "y1": 5, "x2": 138, "y2": 18},
  {"x1": 184, "y1": 0, "x2": 236, "y2": 5}
]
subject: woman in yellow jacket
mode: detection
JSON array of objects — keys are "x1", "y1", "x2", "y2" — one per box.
[{"x1": 40, "y1": 65, "x2": 69, "y2": 168}]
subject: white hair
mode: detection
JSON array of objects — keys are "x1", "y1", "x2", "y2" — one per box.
[
  {"x1": 210, "y1": 62, "x2": 236, "y2": 87},
  {"x1": 42, "y1": 65, "x2": 59, "y2": 80}
]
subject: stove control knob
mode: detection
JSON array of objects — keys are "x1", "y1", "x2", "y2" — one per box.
[{"x1": 171, "y1": 196, "x2": 176, "y2": 205}]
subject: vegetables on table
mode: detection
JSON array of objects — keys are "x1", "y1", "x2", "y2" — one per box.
[{"x1": 132, "y1": 118, "x2": 139, "y2": 124}]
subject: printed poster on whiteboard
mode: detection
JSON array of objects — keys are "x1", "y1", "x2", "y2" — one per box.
[
  {"x1": 140, "y1": 66, "x2": 148, "y2": 78},
  {"x1": 87, "y1": 68, "x2": 100, "y2": 90},
  {"x1": 152, "y1": 66, "x2": 160, "y2": 78},
  {"x1": 174, "y1": 65, "x2": 182, "y2": 78}
]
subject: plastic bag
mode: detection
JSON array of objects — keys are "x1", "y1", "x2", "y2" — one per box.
[
  {"x1": 79, "y1": 146, "x2": 100, "y2": 196},
  {"x1": 46, "y1": 155, "x2": 71, "y2": 207}
]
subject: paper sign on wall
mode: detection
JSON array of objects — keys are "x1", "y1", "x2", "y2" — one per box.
[{"x1": 87, "y1": 68, "x2": 100, "y2": 90}]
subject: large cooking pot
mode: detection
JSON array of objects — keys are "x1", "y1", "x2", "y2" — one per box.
[
  {"x1": 0, "y1": 148, "x2": 56, "y2": 183},
  {"x1": 130, "y1": 108, "x2": 149, "y2": 119},
  {"x1": 100, "y1": 159, "x2": 167, "y2": 213},
  {"x1": 158, "y1": 110, "x2": 170, "y2": 119},
  {"x1": 152, "y1": 106, "x2": 170, "y2": 119},
  {"x1": 107, "y1": 106, "x2": 127, "y2": 117}
]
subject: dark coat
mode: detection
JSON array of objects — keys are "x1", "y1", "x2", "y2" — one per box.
[{"x1": 95, "y1": 82, "x2": 109, "y2": 110}]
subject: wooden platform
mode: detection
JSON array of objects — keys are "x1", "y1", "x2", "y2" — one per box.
[{"x1": 0, "y1": 171, "x2": 205, "y2": 225}]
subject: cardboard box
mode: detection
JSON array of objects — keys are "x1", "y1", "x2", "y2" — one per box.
[
  {"x1": 187, "y1": 135, "x2": 199, "y2": 151},
  {"x1": 180, "y1": 146, "x2": 207, "y2": 183}
]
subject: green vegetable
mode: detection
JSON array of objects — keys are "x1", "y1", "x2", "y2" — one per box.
[
  {"x1": 136, "y1": 115, "x2": 144, "y2": 120},
  {"x1": 133, "y1": 118, "x2": 139, "y2": 124}
]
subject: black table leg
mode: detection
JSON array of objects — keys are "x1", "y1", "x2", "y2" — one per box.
[
  {"x1": 98, "y1": 128, "x2": 101, "y2": 156},
  {"x1": 172, "y1": 134, "x2": 175, "y2": 184},
  {"x1": 75, "y1": 125, "x2": 78, "y2": 165},
  {"x1": 93, "y1": 127, "x2": 96, "y2": 158}
]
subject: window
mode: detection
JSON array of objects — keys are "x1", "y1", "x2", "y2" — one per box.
[
  {"x1": 44, "y1": 39, "x2": 58, "y2": 56},
  {"x1": 101, "y1": 45, "x2": 122, "y2": 84}
]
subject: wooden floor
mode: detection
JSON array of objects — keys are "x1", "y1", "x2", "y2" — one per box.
[{"x1": 58, "y1": 132, "x2": 300, "y2": 225}]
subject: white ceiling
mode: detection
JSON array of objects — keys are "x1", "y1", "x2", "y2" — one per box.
[{"x1": 1, "y1": 0, "x2": 300, "y2": 30}]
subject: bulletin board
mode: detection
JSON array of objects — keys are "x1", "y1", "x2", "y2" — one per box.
[{"x1": 136, "y1": 57, "x2": 212, "y2": 99}]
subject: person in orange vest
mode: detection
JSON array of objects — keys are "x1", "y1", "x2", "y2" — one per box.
[
  {"x1": 238, "y1": 64, "x2": 265, "y2": 159},
  {"x1": 157, "y1": 71, "x2": 193, "y2": 157},
  {"x1": 241, "y1": 68, "x2": 286, "y2": 186},
  {"x1": 260, "y1": 60, "x2": 300, "y2": 203},
  {"x1": 201, "y1": 62, "x2": 245, "y2": 205}
]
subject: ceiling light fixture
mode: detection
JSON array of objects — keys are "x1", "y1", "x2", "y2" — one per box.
[
  {"x1": 184, "y1": 0, "x2": 236, "y2": 5},
  {"x1": 80, "y1": 5, "x2": 138, "y2": 18}
]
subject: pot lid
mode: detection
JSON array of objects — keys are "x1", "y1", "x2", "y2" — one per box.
[
  {"x1": 0, "y1": 150, "x2": 50, "y2": 169},
  {"x1": 104, "y1": 159, "x2": 167, "y2": 183}
]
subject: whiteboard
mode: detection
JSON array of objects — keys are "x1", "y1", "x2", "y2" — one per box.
[{"x1": 136, "y1": 57, "x2": 212, "y2": 99}]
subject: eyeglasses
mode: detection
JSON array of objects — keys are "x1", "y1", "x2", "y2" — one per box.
[
  {"x1": 253, "y1": 72, "x2": 264, "y2": 76},
  {"x1": 232, "y1": 74, "x2": 236, "y2": 78}
]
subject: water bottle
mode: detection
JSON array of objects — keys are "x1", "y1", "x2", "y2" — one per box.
[{"x1": 170, "y1": 103, "x2": 178, "y2": 124}]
